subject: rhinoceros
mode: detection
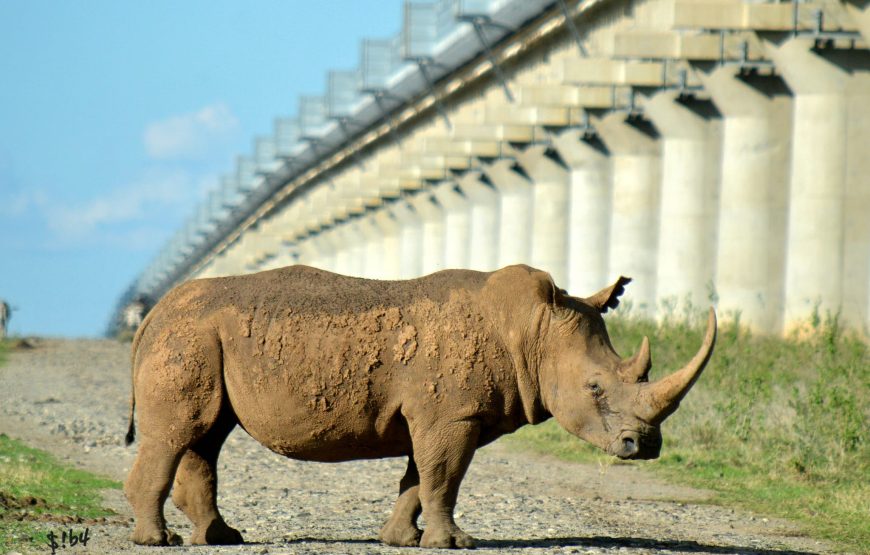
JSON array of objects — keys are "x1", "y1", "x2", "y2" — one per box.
[{"x1": 124, "y1": 264, "x2": 716, "y2": 548}]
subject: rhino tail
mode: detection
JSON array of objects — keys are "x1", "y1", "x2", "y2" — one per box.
[
  {"x1": 125, "y1": 308, "x2": 156, "y2": 446},
  {"x1": 124, "y1": 407, "x2": 136, "y2": 446}
]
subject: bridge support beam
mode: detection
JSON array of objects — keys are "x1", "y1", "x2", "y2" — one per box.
[
  {"x1": 645, "y1": 91, "x2": 721, "y2": 316},
  {"x1": 434, "y1": 181, "x2": 472, "y2": 270},
  {"x1": 845, "y1": 0, "x2": 870, "y2": 43},
  {"x1": 391, "y1": 201, "x2": 424, "y2": 279},
  {"x1": 703, "y1": 66, "x2": 791, "y2": 333},
  {"x1": 409, "y1": 193, "x2": 446, "y2": 276},
  {"x1": 483, "y1": 159, "x2": 533, "y2": 269},
  {"x1": 334, "y1": 222, "x2": 363, "y2": 277},
  {"x1": 553, "y1": 129, "x2": 612, "y2": 296},
  {"x1": 517, "y1": 144, "x2": 571, "y2": 286},
  {"x1": 322, "y1": 229, "x2": 342, "y2": 272},
  {"x1": 460, "y1": 173, "x2": 501, "y2": 272},
  {"x1": 310, "y1": 231, "x2": 337, "y2": 272},
  {"x1": 358, "y1": 214, "x2": 384, "y2": 279},
  {"x1": 595, "y1": 111, "x2": 662, "y2": 316},
  {"x1": 375, "y1": 209, "x2": 402, "y2": 279},
  {"x1": 766, "y1": 38, "x2": 854, "y2": 330}
]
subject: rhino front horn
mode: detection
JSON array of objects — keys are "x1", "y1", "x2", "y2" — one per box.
[{"x1": 639, "y1": 308, "x2": 717, "y2": 424}]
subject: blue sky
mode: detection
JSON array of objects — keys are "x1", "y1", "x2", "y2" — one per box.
[{"x1": 0, "y1": 1, "x2": 402, "y2": 337}]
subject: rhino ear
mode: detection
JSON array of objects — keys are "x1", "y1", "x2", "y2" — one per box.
[
  {"x1": 584, "y1": 276, "x2": 632, "y2": 313},
  {"x1": 531, "y1": 270, "x2": 559, "y2": 304}
]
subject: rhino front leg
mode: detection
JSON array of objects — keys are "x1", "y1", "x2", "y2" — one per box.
[
  {"x1": 379, "y1": 457, "x2": 422, "y2": 546},
  {"x1": 412, "y1": 420, "x2": 480, "y2": 549}
]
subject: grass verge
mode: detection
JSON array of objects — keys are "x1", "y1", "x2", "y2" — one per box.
[
  {"x1": 504, "y1": 310, "x2": 869, "y2": 553},
  {"x1": 0, "y1": 340, "x2": 8, "y2": 367},
  {"x1": 0, "y1": 433, "x2": 122, "y2": 553}
]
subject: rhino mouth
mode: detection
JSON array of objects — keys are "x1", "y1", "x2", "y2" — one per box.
[{"x1": 609, "y1": 430, "x2": 662, "y2": 460}]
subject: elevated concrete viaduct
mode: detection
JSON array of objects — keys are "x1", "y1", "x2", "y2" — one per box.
[{"x1": 112, "y1": 0, "x2": 870, "y2": 337}]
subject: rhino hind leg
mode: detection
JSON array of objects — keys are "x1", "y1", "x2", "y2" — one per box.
[
  {"x1": 125, "y1": 436, "x2": 185, "y2": 546},
  {"x1": 125, "y1": 328, "x2": 226, "y2": 546},
  {"x1": 171, "y1": 402, "x2": 243, "y2": 545},
  {"x1": 379, "y1": 457, "x2": 423, "y2": 547},
  {"x1": 412, "y1": 420, "x2": 480, "y2": 549}
]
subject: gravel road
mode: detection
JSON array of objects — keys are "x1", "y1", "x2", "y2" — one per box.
[{"x1": 0, "y1": 339, "x2": 839, "y2": 554}]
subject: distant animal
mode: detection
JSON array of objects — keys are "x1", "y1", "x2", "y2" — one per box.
[
  {"x1": 123, "y1": 300, "x2": 147, "y2": 331},
  {"x1": 0, "y1": 300, "x2": 10, "y2": 340},
  {"x1": 124, "y1": 265, "x2": 716, "y2": 548}
]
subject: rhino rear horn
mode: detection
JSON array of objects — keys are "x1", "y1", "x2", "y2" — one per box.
[
  {"x1": 639, "y1": 308, "x2": 717, "y2": 424},
  {"x1": 584, "y1": 276, "x2": 632, "y2": 314},
  {"x1": 619, "y1": 336, "x2": 651, "y2": 383}
]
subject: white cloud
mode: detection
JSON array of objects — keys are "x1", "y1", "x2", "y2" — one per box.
[
  {"x1": 37, "y1": 170, "x2": 214, "y2": 250},
  {"x1": 49, "y1": 176, "x2": 182, "y2": 234},
  {"x1": 0, "y1": 189, "x2": 49, "y2": 217},
  {"x1": 144, "y1": 102, "x2": 239, "y2": 160}
]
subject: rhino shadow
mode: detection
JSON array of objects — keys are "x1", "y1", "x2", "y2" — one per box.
[
  {"x1": 478, "y1": 536, "x2": 820, "y2": 554},
  {"x1": 280, "y1": 535, "x2": 818, "y2": 554}
]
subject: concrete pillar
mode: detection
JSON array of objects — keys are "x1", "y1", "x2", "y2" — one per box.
[
  {"x1": 309, "y1": 230, "x2": 337, "y2": 272},
  {"x1": 200, "y1": 253, "x2": 225, "y2": 278},
  {"x1": 644, "y1": 91, "x2": 721, "y2": 316},
  {"x1": 331, "y1": 222, "x2": 352, "y2": 276},
  {"x1": 845, "y1": 1, "x2": 870, "y2": 43},
  {"x1": 267, "y1": 203, "x2": 305, "y2": 269},
  {"x1": 554, "y1": 129, "x2": 612, "y2": 296},
  {"x1": 391, "y1": 200, "x2": 424, "y2": 279},
  {"x1": 482, "y1": 158, "x2": 533, "y2": 268},
  {"x1": 595, "y1": 112, "x2": 662, "y2": 316},
  {"x1": 552, "y1": 129, "x2": 612, "y2": 297},
  {"x1": 351, "y1": 219, "x2": 370, "y2": 278},
  {"x1": 236, "y1": 236, "x2": 255, "y2": 272},
  {"x1": 409, "y1": 192, "x2": 446, "y2": 276},
  {"x1": 458, "y1": 172, "x2": 500, "y2": 272},
  {"x1": 702, "y1": 66, "x2": 792, "y2": 333},
  {"x1": 846, "y1": 64, "x2": 870, "y2": 334},
  {"x1": 766, "y1": 38, "x2": 855, "y2": 330},
  {"x1": 267, "y1": 208, "x2": 301, "y2": 270},
  {"x1": 241, "y1": 230, "x2": 269, "y2": 272},
  {"x1": 358, "y1": 214, "x2": 384, "y2": 279},
  {"x1": 433, "y1": 182, "x2": 471, "y2": 270},
  {"x1": 294, "y1": 236, "x2": 318, "y2": 269},
  {"x1": 265, "y1": 234, "x2": 298, "y2": 270},
  {"x1": 843, "y1": 80, "x2": 870, "y2": 337},
  {"x1": 375, "y1": 208, "x2": 402, "y2": 279},
  {"x1": 515, "y1": 144, "x2": 571, "y2": 286},
  {"x1": 266, "y1": 244, "x2": 298, "y2": 271}
]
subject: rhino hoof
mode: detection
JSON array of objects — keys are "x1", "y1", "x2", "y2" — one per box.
[
  {"x1": 191, "y1": 520, "x2": 245, "y2": 545},
  {"x1": 420, "y1": 527, "x2": 476, "y2": 549},
  {"x1": 379, "y1": 523, "x2": 422, "y2": 547},
  {"x1": 131, "y1": 528, "x2": 183, "y2": 546}
]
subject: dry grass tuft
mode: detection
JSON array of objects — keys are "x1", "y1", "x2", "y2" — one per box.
[{"x1": 506, "y1": 308, "x2": 869, "y2": 553}]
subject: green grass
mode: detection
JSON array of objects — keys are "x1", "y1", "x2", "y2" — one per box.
[
  {"x1": 0, "y1": 340, "x2": 8, "y2": 367},
  {"x1": 504, "y1": 309, "x2": 869, "y2": 553},
  {"x1": 0, "y1": 433, "x2": 122, "y2": 553}
]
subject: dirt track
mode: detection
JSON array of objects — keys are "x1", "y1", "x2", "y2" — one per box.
[{"x1": 0, "y1": 340, "x2": 838, "y2": 554}]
